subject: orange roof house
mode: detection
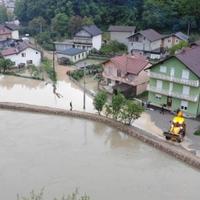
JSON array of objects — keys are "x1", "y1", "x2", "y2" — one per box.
[{"x1": 102, "y1": 54, "x2": 151, "y2": 97}]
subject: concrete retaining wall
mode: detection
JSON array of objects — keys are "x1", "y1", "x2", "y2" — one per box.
[{"x1": 0, "y1": 102, "x2": 200, "y2": 170}]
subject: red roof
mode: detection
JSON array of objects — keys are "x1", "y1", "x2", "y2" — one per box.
[
  {"x1": 0, "y1": 25, "x2": 11, "y2": 35},
  {"x1": 1, "y1": 48, "x2": 17, "y2": 56},
  {"x1": 105, "y1": 54, "x2": 149, "y2": 75}
]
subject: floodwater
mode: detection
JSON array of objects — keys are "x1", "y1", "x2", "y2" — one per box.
[
  {"x1": 0, "y1": 110, "x2": 199, "y2": 200},
  {"x1": 0, "y1": 75, "x2": 95, "y2": 112}
]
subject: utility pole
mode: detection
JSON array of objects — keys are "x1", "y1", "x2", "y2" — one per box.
[
  {"x1": 52, "y1": 43, "x2": 55, "y2": 72},
  {"x1": 83, "y1": 62, "x2": 86, "y2": 110}
]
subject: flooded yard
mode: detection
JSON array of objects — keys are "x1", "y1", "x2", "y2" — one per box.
[{"x1": 0, "y1": 110, "x2": 199, "y2": 200}]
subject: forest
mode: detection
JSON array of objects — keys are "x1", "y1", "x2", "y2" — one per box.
[{"x1": 3, "y1": 0, "x2": 197, "y2": 49}]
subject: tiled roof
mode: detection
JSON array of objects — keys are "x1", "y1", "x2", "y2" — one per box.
[
  {"x1": 0, "y1": 25, "x2": 11, "y2": 35},
  {"x1": 175, "y1": 45, "x2": 200, "y2": 78},
  {"x1": 5, "y1": 23, "x2": 19, "y2": 31},
  {"x1": 108, "y1": 25, "x2": 136, "y2": 32},
  {"x1": 0, "y1": 40, "x2": 40, "y2": 56},
  {"x1": 82, "y1": 25, "x2": 102, "y2": 36},
  {"x1": 105, "y1": 54, "x2": 149, "y2": 75},
  {"x1": 57, "y1": 48, "x2": 86, "y2": 56}
]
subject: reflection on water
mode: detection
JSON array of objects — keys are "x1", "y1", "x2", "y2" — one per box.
[
  {"x1": 0, "y1": 75, "x2": 94, "y2": 112},
  {"x1": 0, "y1": 110, "x2": 199, "y2": 200}
]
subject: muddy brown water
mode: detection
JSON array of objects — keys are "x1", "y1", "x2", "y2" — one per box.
[{"x1": 0, "y1": 110, "x2": 199, "y2": 200}]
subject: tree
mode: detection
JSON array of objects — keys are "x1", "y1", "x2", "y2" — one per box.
[
  {"x1": 169, "y1": 41, "x2": 189, "y2": 55},
  {"x1": 51, "y1": 13, "x2": 69, "y2": 37},
  {"x1": 111, "y1": 93, "x2": 125, "y2": 119},
  {"x1": 28, "y1": 16, "x2": 47, "y2": 34},
  {"x1": 120, "y1": 100, "x2": 144, "y2": 125},
  {"x1": 93, "y1": 91, "x2": 108, "y2": 115},
  {"x1": 0, "y1": 58, "x2": 14, "y2": 73},
  {"x1": 68, "y1": 15, "x2": 84, "y2": 37},
  {"x1": 35, "y1": 32, "x2": 54, "y2": 50},
  {"x1": 0, "y1": 6, "x2": 8, "y2": 23}
]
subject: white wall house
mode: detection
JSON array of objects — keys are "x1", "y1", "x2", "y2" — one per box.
[
  {"x1": 56, "y1": 48, "x2": 87, "y2": 63},
  {"x1": 74, "y1": 25, "x2": 102, "y2": 51},
  {"x1": 1, "y1": 44, "x2": 42, "y2": 67},
  {"x1": 108, "y1": 25, "x2": 136, "y2": 46}
]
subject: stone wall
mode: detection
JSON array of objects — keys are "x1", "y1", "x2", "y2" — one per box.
[{"x1": 0, "y1": 102, "x2": 200, "y2": 170}]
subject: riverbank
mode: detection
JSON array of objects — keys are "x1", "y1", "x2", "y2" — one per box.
[{"x1": 0, "y1": 102, "x2": 200, "y2": 170}]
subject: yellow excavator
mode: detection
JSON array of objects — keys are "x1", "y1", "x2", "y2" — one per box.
[{"x1": 163, "y1": 111, "x2": 186, "y2": 143}]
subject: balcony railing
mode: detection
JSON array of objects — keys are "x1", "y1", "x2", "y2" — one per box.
[
  {"x1": 149, "y1": 72, "x2": 199, "y2": 87},
  {"x1": 147, "y1": 85, "x2": 199, "y2": 102},
  {"x1": 73, "y1": 37, "x2": 92, "y2": 45}
]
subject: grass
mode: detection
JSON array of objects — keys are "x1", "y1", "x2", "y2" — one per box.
[{"x1": 42, "y1": 58, "x2": 57, "y2": 82}]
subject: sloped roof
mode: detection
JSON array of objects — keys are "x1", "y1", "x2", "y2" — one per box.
[
  {"x1": 175, "y1": 45, "x2": 200, "y2": 78},
  {"x1": 5, "y1": 23, "x2": 19, "y2": 31},
  {"x1": 174, "y1": 32, "x2": 189, "y2": 41},
  {"x1": 108, "y1": 25, "x2": 136, "y2": 33},
  {"x1": 1, "y1": 41, "x2": 41, "y2": 56},
  {"x1": 104, "y1": 54, "x2": 149, "y2": 75},
  {"x1": 57, "y1": 48, "x2": 86, "y2": 56},
  {"x1": 0, "y1": 25, "x2": 11, "y2": 35},
  {"x1": 148, "y1": 45, "x2": 200, "y2": 78},
  {"x1": 82, "y1": 25, "x2": 102, "y2": 36},
  {"x1": 128, "y1": 29, "x2": 162, "y2": 42}
]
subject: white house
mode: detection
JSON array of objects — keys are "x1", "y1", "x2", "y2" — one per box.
[
  {"x1": 73, "y1": 25, "x2": 102, "y2": 51},
  {"x1": 127, "y1": 29, "x2": 164, "y2": 59},
  {"x1": 56, "y1": 48, "x2": 87, "y2": 63},
  {"x1": 1, "y1": 41, "x2": 42, "y2": 67},
  {"x1": 108, "y1": 25, "x2": 136, "y2": 46}
]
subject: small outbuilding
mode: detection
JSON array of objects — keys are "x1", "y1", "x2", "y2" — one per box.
[{"x1": 56, "y1": 48, "x2": 87, "y2": 63}]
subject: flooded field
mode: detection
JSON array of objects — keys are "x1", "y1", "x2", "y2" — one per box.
[
  {"x1": 0, "y1": 110, "x2": 199, "y2": 200},
  {"x1": 0, "y1": 75, "x2": 95, "y2": 112}
]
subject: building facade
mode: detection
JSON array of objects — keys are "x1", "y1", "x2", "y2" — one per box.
[
  {"x1": 108, "y1": 25, "x2": 136, "y2": 46},
  {"x1": 147, "y1": 45, "x2": 200, "y2": 118},
  {"x1": 102, "y1": 54, "x2": 150, "y2": 97}
]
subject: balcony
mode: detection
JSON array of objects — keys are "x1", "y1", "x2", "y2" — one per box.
[
  {"x1": 73, "y1": 37, "x2": 92, "y2": 45},
  {"x1": 147, "y1": 85, "x2": 199, "y2": 102},
  {"x1": 149, "y1": 72, "x2": 199, "y2": 87}
]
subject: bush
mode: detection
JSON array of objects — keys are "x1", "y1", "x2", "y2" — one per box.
[
  {"x1": 93, "y1": 91, "x2": 107, "y2": 115},
  {"x1": 100, "y1": 40, "x2": 127, "y2": 55},
  {"x1": 70, "y1": 70, "x2": 84, "y2": 81},
  {"x1": 194, "y1": 129, "x2": 200, "y2": 136}
]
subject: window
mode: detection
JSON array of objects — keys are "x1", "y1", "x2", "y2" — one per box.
[
  {"x1": 168, "y1": 39, "x2": 171, "y2": 43},
  {"x1": 78, "y1": 55, "x2": 80, "y2": 59},
  {"x1": 74, "y1": 56, "x2": 76, "y2": 60},
  {"x1": 170, "y1": 68, "x2": 175, "y2": 77},
  {"x1": 117, "y1": 69, "x2": 121, "y2": 77},
  {"x1": 160, "y1": 66, "x2": 167, "y2": 73},
  {"x1": 21, "y1": 53, "x2": 26, "y2": 57},
  {"x1": 82, "y1": 53, "x2": 84, "y2": 57},
  {"x1": 27, "y1": 60, "x2": 33, "y2": 65},
  {"x1": 182, "y1": 86, "x2": 190, "y2": 95},
  {"x1": 155, "y1": 94, "x2": 162, "y2": 99},
  {"x1": 156, "y1": 80, "x2": 163, "y2": 89},
  {"x1": 182, "y1": 70, "x2": 189, "y2": 79},
  {"x1": 181, "y1": 101, "x2": 188, "y2": 110},
  {"x1": 36, "y1": 52, "x2": 38, "y2": 54}
]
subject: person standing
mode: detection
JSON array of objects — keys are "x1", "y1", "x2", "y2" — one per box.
[{"x1": 70, "y1": 101, "x2": 73, "y2": 111}]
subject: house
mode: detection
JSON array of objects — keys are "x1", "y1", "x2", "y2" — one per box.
[
  {"x1": 73, "y1": 25, "x2": 102, "y2": 51},
  {"x1": 102, "y1": 54, "x2": 151, "y2": 97},
  {"x1": 147, "y1": 44, "x2": 200, "y2": 118},
  {"x1": 0, "y1": 25, "x2": 12, "y2": 40},
  {"x1": 56, "y1": 48, "x2": 87, "y2": 63},
  {"x1": 5, "y1": 22, "x2": 20, "y2": 39},
  {"x1": 0, "y1": 40, "x2": 42, "y2": 67},
  {"x1": 108, "y1": 25, "x2": 136, "y2": 46},
  {"x1": 161, "y1": 32, "x2": 189, "y2": 49},
  {"x1": 127, "y1": 29, "x2": 164, "y2": 60},
  {"x1": 54, "y1": 40, "x2": 74, "y2": 52}
]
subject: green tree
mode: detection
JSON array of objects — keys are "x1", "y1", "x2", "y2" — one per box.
[
  {"x1": 93, "y1": 91, "x2": 108, "y2": 115},
  {"x1": 0, "y1": 58, "x2": 14, "y2": 73},
  {"x1": 0, "y1": 5, "x2": 8, "y2": 23},
  {"x1": 120, "y1": 100, "x2": 144, "y2": 125},
  {"x1": 35, "y1": 32, "x2": 54, "y2": 50},
  {"x1": 111, "y1": 93, "x2": 125, "y2": 119},
  {"x1": 28, "y1": 16, "x2": 47, "y2": 34},
  {"x1": 51, "y1": 13, "x2": 69, "y2": 37},
  {"x1": 169, "y1": 41, "x2": 189, "y2": 55}
]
